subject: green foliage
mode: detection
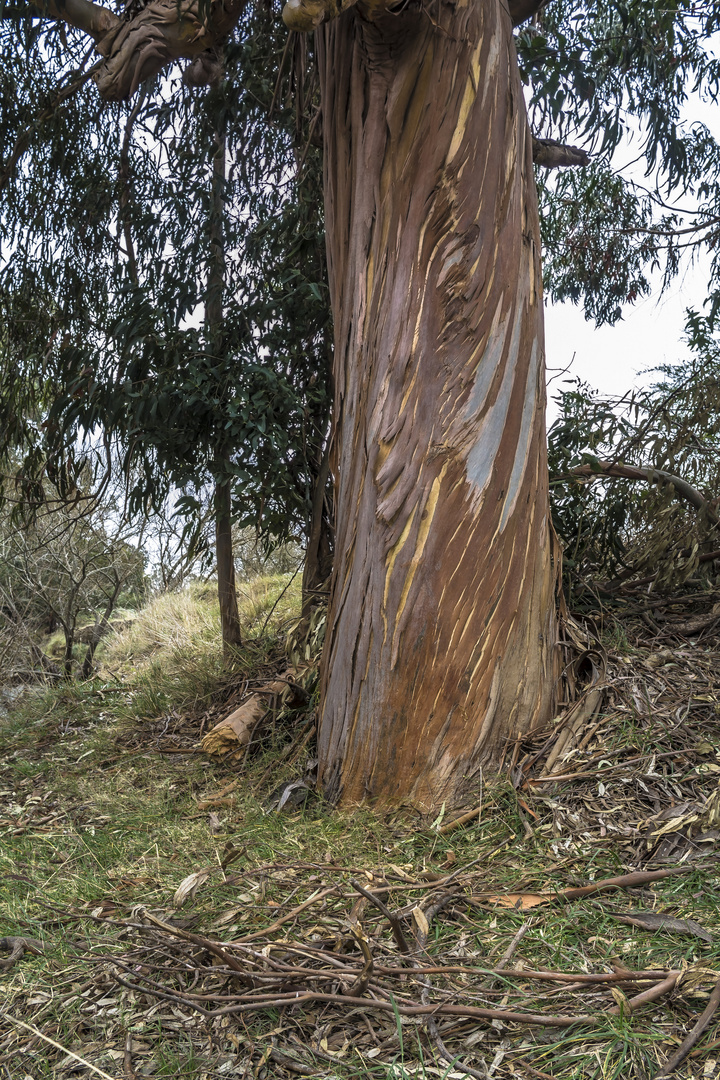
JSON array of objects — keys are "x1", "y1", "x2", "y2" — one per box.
[
  {"x1": 519, "y1": 0, "x2": 720, "y2": 323},
  {"x1": 549, "y1": 310, "x2": 720, "y2": 597},
  {"x1": 0, "y1": 4, "x2": 330, "y2": 553},
  {"x1": 3, "y1": 0, "x2": 720, "y2": 603}
]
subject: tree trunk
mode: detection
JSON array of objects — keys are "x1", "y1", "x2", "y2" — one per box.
[
  {"x1": 62, "y1": 624, "x2": 75, "y2": 679},
  {"x1": 215, "y1": 475, "x2": 243, "y2": 661},
  {"x1": 301, "y1": 444, "x2": 333, "y2": 619},
  {"x1": 316, "y1": 0, "x2": 559, "y2": 809},
  {"x1": 80, "y1": 576, "x2": 123, "y2": 680},
  {"x1": 207, "y1": 66, "x2": 242, "y2": 663}
]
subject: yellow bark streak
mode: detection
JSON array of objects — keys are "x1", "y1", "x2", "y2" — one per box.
[
  {"x1": 391, "y1": 464, "x2": 447, "y2": 663},
  {"x1": 383, "y1": 505, "x2": 417, "y2": 612},
  {"x1": 366, "y1": 248, "x2": 375, "y2": 308},
  {"x1": 446, "y1": 39, "x2": 483, "y2": 164}
]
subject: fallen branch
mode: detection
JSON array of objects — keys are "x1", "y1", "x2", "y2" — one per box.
[
  {"x1": 208, "y1": 983, "x2": 675, "y2": 1027},
  {"x1": 655, "y1": 975, "x2": 720, "y2": 1077},
  {"x1": 438, "y1": 804, "x2": 482, "y2": 835},
  {"x1": 201, "y1": 668, "x2": 307, "y2": 757},
  {"x1": 350, "y1": 878, "x2": 411, "y2": 954}
]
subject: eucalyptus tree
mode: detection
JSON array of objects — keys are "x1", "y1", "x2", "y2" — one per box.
[
  {"x1": 3, "y1": 0, "x2": 720, "y2": 807},
  {"x1": 0, "y1": 8, "x2": 331, "y2": 657}
]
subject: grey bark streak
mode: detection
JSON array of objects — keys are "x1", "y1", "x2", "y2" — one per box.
[{"x1": 317, "y1": 0, "x2": 558, "y2": 809}]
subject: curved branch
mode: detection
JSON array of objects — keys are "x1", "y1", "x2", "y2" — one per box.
[
  {"x1": 18, "y1": 0, "x2": 120, "y2": 39},
  {"x1": 569, "y1": 460, "x2": 719, "y2": 526},
  {"x1": 10, "y1": 0, "x2": 246, "y2": 101}
]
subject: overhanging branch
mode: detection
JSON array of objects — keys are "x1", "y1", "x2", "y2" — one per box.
[
  {"x1": 569, "y1": 460, "x2": 719, "y2": 526},
  {"x1": 11, "y1": 0, "x2": 247, "y2": 101},
  {"x1": 20, "y1": 0, "x2": 119, "y2": 39}
]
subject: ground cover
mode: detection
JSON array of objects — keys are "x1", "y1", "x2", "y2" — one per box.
[{"x1": 1, "y1": 581, "x2": 720, "y2": 1079}]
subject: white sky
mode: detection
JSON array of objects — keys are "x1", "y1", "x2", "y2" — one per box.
[{"x1": 544, "y1": 73, "x2": 719, "y2": 423}]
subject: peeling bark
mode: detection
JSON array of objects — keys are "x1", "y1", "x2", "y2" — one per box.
[
  {"x1": 30, "y1": 0, "x2": 246, "y2": 101},
  {"x1": 316, "y1": 0, "x2": 558, "y2": 809}
]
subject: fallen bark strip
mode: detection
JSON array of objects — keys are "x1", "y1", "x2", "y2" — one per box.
[
  {"x1": 655, "y1": 975, "x2": 720, "y2": 1078},
  {"x1": 467, "y1": 867, "x2": 692, "y2": 909},
  {"x1": 560, "y1": 867, "x2": 692, "y2": 901}
]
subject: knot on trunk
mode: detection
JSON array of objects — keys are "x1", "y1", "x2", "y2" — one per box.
[{"x1": 532, "y1": 136, "x2": 591, "y2": 169}]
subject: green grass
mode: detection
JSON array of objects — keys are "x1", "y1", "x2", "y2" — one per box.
[{"x1": 2, "y1": 582, "x2": 720, "y2": 1078}]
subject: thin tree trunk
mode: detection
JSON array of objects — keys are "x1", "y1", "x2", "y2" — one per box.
[
  {"x1": 215, "y1": 472, "x2": 243, "y2": 661},
  {"x1": 80, "y1": 576, "x2": 122, "y2": 680},
  {"x1": 316, "y1": 0, "x2": 559, "y2": 809},
  {"x1": 301, "y1": 445, "x2": 333, "y2": 619},
  {"x1": 207, "y1": 62, "x2": 242, "y2": 662},
  {"x1": 63, "y1": 625, "x2": 75, "y2": 680}
]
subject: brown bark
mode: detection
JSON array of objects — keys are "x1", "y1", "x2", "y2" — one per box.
[
  {"x1": 316, "y1": 0, "x2": 558, "y2": 809},
  {"x1": 301, "y1": 445, "x2": 333, "y2": 619},
  {"x1": 532, "y1": 136, "x2": 590, "y2": 168},
  {"x1": 215, "y1": 476, "x2": 243, "y2": 660},
  {"x1": 30, "y1": 0, "x2": 245, "y2": 101},
  {"x1": 208, "y1": 88, "x2": 242, "y2": 663}
]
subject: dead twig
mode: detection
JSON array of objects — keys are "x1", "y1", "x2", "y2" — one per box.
[
  {"x1": 438, "y1": 804, "x2": 482, "y2": 835},
  {"x1": 1, "y1": 1015, "x2": 117, "y2": 1080},
  {"x1": 350, "y1": 878, "x2": 411, "y2": 954},
  {"x1": 655, "y1": 975, "x2": 720, "y2": 1077}
]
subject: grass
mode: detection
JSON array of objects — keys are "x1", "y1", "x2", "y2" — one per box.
[{"x1": 2, "y1": 581, "x2": 720, "y2": 1078}]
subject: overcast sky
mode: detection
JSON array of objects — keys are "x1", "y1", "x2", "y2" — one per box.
[{"x1": 543, "y1": 72, "x2": 718, "y2": 424}]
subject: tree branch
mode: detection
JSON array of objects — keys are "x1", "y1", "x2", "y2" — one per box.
[
  {"x1": 12, "y1": 0, "x2": 247, "y2": 101},
  {"x1": 532, "y1": 136, "x2": 590, "y2": 169},
  {"x1": 20, "y1": 0, "x2": 120, "y2": 39},
  {"x1": 569, "y1": 460, "x2": 719, "y2": 526},
  {"x1": 508, "y1": 0, "x2": 550, "y2": 27}
]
